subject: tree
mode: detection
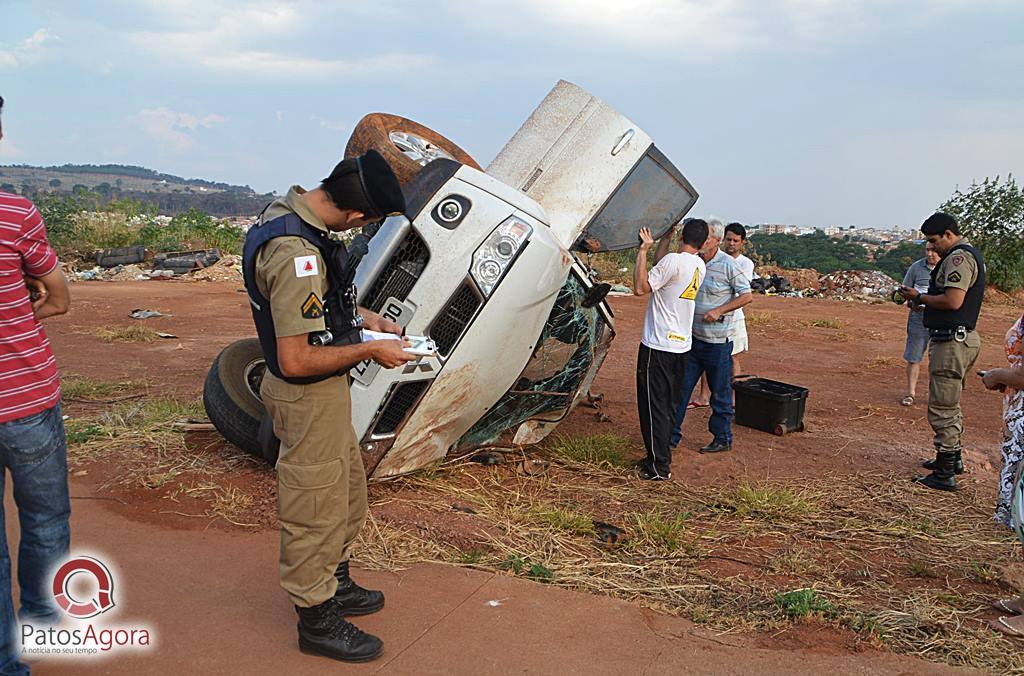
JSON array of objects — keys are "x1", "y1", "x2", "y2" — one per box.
[
  {"x1": 49, "y1": 178, "x2": 62, "y2": 188},
  {"x1": 940, "y1": 175, "x2": 1024, "y2": 291},
  {"x1": 875, "y1": 241, "x2": 925, "y2": 281}
]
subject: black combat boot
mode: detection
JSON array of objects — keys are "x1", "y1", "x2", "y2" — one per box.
[
  {"x1": 921, "y1": 451, "x2": 964, "y2": 475},
  {"x1": 296, "y1": 597, "x2": 383, "y2": 662},
  {"x1": 334, "y1": 560, "x2": 385, "y2": 616},
  {"x1": 913, "y1": 451, "x2": 958, "y2": 492}
]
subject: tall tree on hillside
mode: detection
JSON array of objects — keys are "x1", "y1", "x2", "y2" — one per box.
[{"x1": 940, "y1": 175, "x2": 1024, "y2": 291}]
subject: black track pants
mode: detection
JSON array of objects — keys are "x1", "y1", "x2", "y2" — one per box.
[{"x1": 636, "y1": 343, "x2": 689, "y2": 477}]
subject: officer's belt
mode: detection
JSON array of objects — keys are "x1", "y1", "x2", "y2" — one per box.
[{"x1": 928, "y1": 326, "x2": 971, "y2": 343}]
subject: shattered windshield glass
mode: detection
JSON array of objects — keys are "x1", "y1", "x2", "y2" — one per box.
[{"x1": 457, "y1": 273, "x2": 612, "y2": 448}]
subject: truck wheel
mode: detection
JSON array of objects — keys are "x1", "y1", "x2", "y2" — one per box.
[
  {"x1": 345, "y1": 113, "x2": 481, "y2": 185},
  {"x1": 203, "y1": 338, "x2": 269, "y2": 461}
]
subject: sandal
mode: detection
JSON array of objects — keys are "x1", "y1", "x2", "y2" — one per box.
[
  {"x1": 989, "y1": 616, "x2": 1024, "y2": 638},
  {"x1": 687, "y1": 402, "x2": 708, "y2": 409},
  {"x1": 900, "y1": 395, "x2": 915, "y2": 406},
  {"x1": 993, "y1": 598, "x2": 1024, "y2": 615}
]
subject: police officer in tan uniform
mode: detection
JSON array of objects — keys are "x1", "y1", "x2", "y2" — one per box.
[
  {"x1": 243, "y1": 150, "x2": 417, "y2": 663},
  {"x1": 899, "y1": 212, "x2": 985, "y2": 491}
]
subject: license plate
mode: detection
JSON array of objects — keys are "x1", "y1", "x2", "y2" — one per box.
[{"x1": 351, "y1": 297, "x2": 415, "y2": 387}]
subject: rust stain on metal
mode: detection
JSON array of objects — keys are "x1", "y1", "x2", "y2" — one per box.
[{"x1": 373, "y1": 363, "x2": 481, "y2": 477}]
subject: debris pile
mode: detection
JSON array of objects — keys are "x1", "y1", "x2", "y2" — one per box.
[
  {"x1": 189, "y1": 255, "x2": 243, "y2": 282},
  {"x1": 818, "y1": 270, "x2": 897, "y2": 300},
  {"x1": 67, "y1": 251, "x2": 240, "y2": 283},
  {"x1": 756, "y1": 265, "x2": 821, "y2": 292}
]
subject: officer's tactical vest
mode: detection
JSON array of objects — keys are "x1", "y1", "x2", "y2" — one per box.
[
  {"x1": 243, "y1": 213, "x2": 362, "y2": 384},
  {"x1": 923, "y1": 242, "x2": 985, "y2": 331}
]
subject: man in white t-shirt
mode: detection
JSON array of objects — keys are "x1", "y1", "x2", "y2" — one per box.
[
  {"x1": 723, "y1": 222, "x2": 755, "y2": 376},
  {"x1": 633, "y1": 218, "x2": 709, "y2": 480}
]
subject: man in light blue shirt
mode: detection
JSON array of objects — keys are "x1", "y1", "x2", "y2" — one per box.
[
  {"x1": 900, "y1": 241, "x2": 940, "y2": 406},
  {"x1": 669, "y1": 219, "x2": 752, "y2": 454}
]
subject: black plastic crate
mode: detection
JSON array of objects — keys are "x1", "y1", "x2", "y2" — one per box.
[{"x1": 733, "y1": 377, "x2": 808, "y2": 436}]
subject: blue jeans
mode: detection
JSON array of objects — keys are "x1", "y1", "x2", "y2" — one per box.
[
  {"x1": 670, "y1": 339, "x2": 734, "y2": 447},
  {"x1": 0, "y1": 404, "x2": 70, "y2": 676}
]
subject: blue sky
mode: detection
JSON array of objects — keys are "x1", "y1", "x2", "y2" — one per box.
[{"x1": 1, "y1": 1, "x2": 1021, "y2": 229}]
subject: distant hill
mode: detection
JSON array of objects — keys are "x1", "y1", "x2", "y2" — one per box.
[{"x1": 0, "y1": 163, "x2": 275, "y2": 217}]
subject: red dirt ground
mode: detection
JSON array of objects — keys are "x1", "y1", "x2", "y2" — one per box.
[
  {"x1": 38, "y1": 279, "x2": 1022, "y2": 672},
  {"x1": 50, "y1": 279, "x2": 1017, "y2": 487}
]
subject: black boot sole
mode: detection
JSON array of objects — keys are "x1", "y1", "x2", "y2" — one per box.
[
  {"x1": 912, "y1": 475, "x2": 958, "y2": 492},
  {"x1": 298, "y1": 636, "x2": 383, "y2": 663},
  {"x1": 336, "y1": 599, "x2": 385, "y2": 617}
]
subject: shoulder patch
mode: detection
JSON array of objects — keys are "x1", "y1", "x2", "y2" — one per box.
[
  {"x1": 947, "y1": 271, "x2": 962, "y2": 284},
  {"x1": 680, "y1": 269, "x2": 701, "y2": 301},
  {"x1": 950, "y1": 254, "x2": 964, "y2": 267},
  {"x1": 301, "y1": 292, "x2": 324, "y2": 319},
  {"x1": 294, "y1": 255, "x2": 319, "y2": 278}
]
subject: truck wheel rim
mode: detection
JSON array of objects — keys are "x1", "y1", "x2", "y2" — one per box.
[
  {"x1": 388, "y1": 131, "x2": 455, "y2": 166},
  {"x1": 243, "y1": 359, "x2": 266, "y2": 401}
]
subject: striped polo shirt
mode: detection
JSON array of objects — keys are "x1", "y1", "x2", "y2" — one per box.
[{"x1": 0, "y1": 192, "x2": 61, "y2": 423}]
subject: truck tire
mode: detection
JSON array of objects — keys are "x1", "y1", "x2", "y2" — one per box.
[
  {"x1": 96, "y1": 245, "x2": 146, "y2": 268},
  {"x1": 203, "y1": 338, "x2": 269, "y2": 461},
  {"x1": 345, "y1": 113, "x2": 481, "y2": 186}
]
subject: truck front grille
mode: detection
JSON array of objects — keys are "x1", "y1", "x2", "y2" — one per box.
[
  {"x1": 372, "y1": 380, "x2": 430, "y2": 436},
  {"x1": 364, "y1": 230, "x2": 429, "y2": 312},
  {"x1": 429, "y1": 281, "x2": 482, "y2": 357}
]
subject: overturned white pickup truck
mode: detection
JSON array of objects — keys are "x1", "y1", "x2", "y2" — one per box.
[{"x1": 203, "y1": 80, "x2": 698, "y2": 478}]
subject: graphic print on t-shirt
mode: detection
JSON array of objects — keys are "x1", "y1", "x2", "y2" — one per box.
[{"x1": 680, "y1": 269, "x2": 702, "y2": 301}]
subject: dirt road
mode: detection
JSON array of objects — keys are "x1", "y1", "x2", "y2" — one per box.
[{"x1": 17, "y1": 278, "x2": 1021, "y2": 673}]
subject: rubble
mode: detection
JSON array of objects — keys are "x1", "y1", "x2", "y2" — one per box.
[
  {"x1": 188, "y1": 255, "x2": 243, "y2": 282},
  {"x1": 756, "y1": 265, "x2": 820, "y2": 292},
  {"x1": 818, "y1": 270, "x2": 897, "y2": 300}
]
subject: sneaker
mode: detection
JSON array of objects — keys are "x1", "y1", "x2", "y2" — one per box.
[{"x1": 638, "y1": 466, "x2": 671, "y2": 481}]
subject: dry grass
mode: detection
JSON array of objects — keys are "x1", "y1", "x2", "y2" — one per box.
[
  {"x1": 66, "y1": 393, "x2": 264, "y2": 526},
  {"x1": 61, "y1": 374, "x2": 146, "y2": 400},
  {"x1": 355, "y1": 455, "x2": 1024, "y2": 673},
  {"x1": 744, "y1": 311, "x2": 778, "y2": 328},
  {"x1": 800, "y1": 318, "x2": 844, "y2": 329},
  {"x1": 88, "y1": 325, "x2": 161, "y2": 343},
  {"x1": 868, "y1": 356, "x2": 901, "y2": 369}
]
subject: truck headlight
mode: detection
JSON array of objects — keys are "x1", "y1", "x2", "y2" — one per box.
[{"x1": 471, "y1": 216, "x2": 532, "y2": 296}]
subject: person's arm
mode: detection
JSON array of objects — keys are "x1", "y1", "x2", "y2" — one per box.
[
  {"x1": 277, "y1": 334, "x2": 414, "y2": 379},
  {"x1": 29, "y1": 268, "x2": 70, "y2": 320},
  {"x1": 704, "y1": 265, "x2": 753, "y2": 322},
  {"x1": 653, "y1": 224, "x2": 677, "y2": 264},
  {"x1": 359, "y1": 306, "x2": 402, "y2": 335},
  {"x1": 899, "y1": 254, "x2": 974, "y2": 311},
  {"x1": 982, "y1": 367, "x2": 1024, "y2": 392},
  {"x1": 633, "y1": 227, "x2": 656, "y2": 296},
  {"x1": 900, "y1": 286, "x2": 966, "y2": 311},
  {"x1": 703, "y1": 293, "x2": 752, "y2": 323},
  {"x1": 16, "y1": 201, "x2": 68, "y2": 320}
]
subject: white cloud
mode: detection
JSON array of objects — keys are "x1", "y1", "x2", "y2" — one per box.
[
  {"x1": 310, "y1": 115, "x2": 347, "y2": 132},
  {"x1": 0, "y1": 28, "x2": 55, "y2": 70},
  {"x1": 126, "y1": 3, "x2": 431, "y2": 79},
  {"x1": 135, "y1": 107, "x2": 225, "y2": 153}
]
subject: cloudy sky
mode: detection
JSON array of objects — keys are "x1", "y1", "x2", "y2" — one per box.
[{"x1": 1, "y1": 1, "x2": 1021, "y2": 228}]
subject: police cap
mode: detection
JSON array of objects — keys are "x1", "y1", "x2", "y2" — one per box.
[{"x1": 322, "y1": 149, "x2": 405, "y2": 219}]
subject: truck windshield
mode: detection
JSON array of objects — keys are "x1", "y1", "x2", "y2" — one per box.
[{"x1": 577, "y1": 146, "x2": 698, "y2": 253}]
